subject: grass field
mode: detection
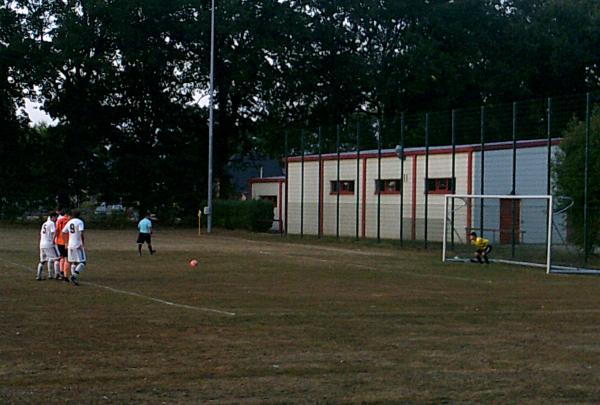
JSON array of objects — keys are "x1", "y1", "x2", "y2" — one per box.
[{"x1": 3, "y1": 227, "x2": 600, "y2": 403}]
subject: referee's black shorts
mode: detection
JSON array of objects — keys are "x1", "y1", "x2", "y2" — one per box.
[{"x1": 137, "y1": 233, "x2": 152, "y2": 244}]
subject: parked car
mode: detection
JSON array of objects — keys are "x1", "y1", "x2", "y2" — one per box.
[
  {"x1": 95, "y1": 203, "x2": 125, "y2": 215},
  {"x1": 23, "y1": 209, "x2": 48, "y2": 221}
]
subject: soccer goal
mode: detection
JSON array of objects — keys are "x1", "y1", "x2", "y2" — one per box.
[{"x1": 442, "y1": 194, "x2": 553, "y2": 273}]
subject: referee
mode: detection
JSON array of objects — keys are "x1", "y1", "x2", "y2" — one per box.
[{"x1": 137, "y1": 211, "x2": 156, "y2": 256}]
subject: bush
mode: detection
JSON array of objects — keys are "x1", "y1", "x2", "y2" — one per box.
[
  {"x1": 86, "y1": 212, "x2": 135, "y2": 229},
  {"x1": 211, "y1": 199, "x2": 273, "y2": 232}
]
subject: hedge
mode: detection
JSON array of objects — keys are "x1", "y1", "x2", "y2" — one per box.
[{"x1": 211, "y1": 199, "x2": 274, "y2": 232}]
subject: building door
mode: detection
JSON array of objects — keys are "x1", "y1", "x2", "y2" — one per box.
[{"x1": 500, "y1": 199, "x2": 520, "y2": 244}]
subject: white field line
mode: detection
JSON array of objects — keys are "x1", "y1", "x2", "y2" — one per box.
[
  {"x1": 225, "y1": 236, "x2": 494, "y2": 284},
  {"x1": 262, "y1": 250, "x2": 494, "y2": 285},
  {"x1": 1, "y1": 259, "x2": 235, "y2": 317},
  {"x1": 6, "y1": 258, "x2": 597, "y2": 318},
  {"x1": 217, "y1": 235, "x2": 395, "y2": 257},
  {"x1": 256, "y1": 307, "x2": 600, "y2": 317},
  {"x1": 345, "y1": 261, "x2": 494, "y2": 284},
  {"x1": 85, "y1": 281, "x2": 236, "y2": 316}
]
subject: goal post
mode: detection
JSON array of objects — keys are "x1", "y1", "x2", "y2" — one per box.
[{"x1": 442, "y1": 194, "x2": 553, "y2": 274}]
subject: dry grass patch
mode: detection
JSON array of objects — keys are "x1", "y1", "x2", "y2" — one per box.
[{"x1": 2, "y1": 227, "x2": 600, "y2": 403}]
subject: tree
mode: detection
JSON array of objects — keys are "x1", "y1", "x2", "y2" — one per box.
[
  {"x1": 554, "y1": 105, "x2": 600, "y2": 252},
  {"x1": 4, "y1": 0, "x2": 600, "y2": 222},
  {"x1": 0, "y1": 3, "x2": 40, "y2": 217}
]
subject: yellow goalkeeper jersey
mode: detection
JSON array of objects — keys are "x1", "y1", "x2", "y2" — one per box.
[{"x1": 472, "y1": 236, "x2": 489, "y2": 249}]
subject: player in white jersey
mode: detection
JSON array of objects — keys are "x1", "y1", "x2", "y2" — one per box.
[
  {"x1": 62, "y1": 209, "x2": 87, "y2": 286},
  {"x1": 37, "y1": 212, "x2": 60, "y2": 280}
]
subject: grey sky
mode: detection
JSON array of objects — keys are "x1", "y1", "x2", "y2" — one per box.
[{"x1": 23, "y1": 99, "x2": 57, "y2": 126}]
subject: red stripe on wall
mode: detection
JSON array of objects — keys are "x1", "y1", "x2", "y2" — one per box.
[
  {"x1": 362, "y1": 157, "x2": 367, "y2": 238},
  {"x1": 319, "y1": 157, "x2": 324, "y2": 236},
  {"x1": 278, "y1": 181, "x2": 283, "y2": 232},
  {"x1": 248, "y1": 177, "x2": 285, "y2": 184},
  {"x1": 411, "y1": 155, "x2": 417, "y2": 240},
  {"x1": 466, "y1": 150, "x2": 473, "y2": 237}
]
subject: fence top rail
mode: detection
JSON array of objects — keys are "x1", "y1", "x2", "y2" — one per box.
[{"x1": 446, "y1": 194, "x2": 551, "y2": 200}]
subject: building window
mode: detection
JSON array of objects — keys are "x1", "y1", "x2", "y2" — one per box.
[
  {"x1": 375, "y1": 179, "x2": 402, "y2": 194},
  {"x1": 260, "y1": 195, "x2": 277, "y2": 207},
  {"x1": 330, "y1": 180, "x2": 355, "y2": 195},
  {"x1": 426, "y1": 177, "x2": 455, "y2": 194}
]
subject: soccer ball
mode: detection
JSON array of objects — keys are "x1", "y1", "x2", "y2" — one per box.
[{"x1": 189, "y1": 259, "x2": 199, "y2": 268}]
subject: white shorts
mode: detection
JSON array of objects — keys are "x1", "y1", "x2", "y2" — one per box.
[
  {"x1": 40, "y1": 246, "x2": 60, "y2": 262},
  {"x1": 67, "y1": 247, "x2": 87, "y2": 263}
]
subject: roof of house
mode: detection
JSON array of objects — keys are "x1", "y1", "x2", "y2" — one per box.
[{"x1": 228, "y1": 157, "x2": 283, "y2": 192}]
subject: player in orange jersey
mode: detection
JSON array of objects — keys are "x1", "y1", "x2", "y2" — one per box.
[{"x1": 54, "y1": 209, "x2": 71, "y2": 281}]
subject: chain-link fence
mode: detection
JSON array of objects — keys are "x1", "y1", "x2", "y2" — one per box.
[{"x1": 276, "y1": 91, "x2": 600, "y2": 270}]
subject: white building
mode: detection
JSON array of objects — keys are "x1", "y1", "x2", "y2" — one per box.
[
  {"x1": 263, "y1": 138, "x2": 561, "y2": 244},
  {"x1": 249, "y1": 176, "x2": 286, "y2": 232}
]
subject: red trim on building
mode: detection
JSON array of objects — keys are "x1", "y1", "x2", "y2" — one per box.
[
  {"x1": 411, "y1": 156, "x2": 417, "y2": 240},
  {"x1": 319, "y1": 157, "x2": 324, "y2": 236},
  {"x1": 248, "y1": 176, "x2": 285, "y2": 185},
  {"x1": 375, "y1": 190, "x2": 402, "y2": 195},
  {"x1": 361, "y1": 157, "x2": 367, "y2": 238},
  {"x1": 286, "y1": 139, "x2": 561, "y2": 163},
  {"x1": 278, "y1": 181, "x2": 283, "y2": 230},
  {"x1": 466, "y1": 150, "x2": 473, "y2": 237}
]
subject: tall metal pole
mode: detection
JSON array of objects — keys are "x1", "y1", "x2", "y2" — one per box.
[
  {"x1": 451, "y1": 110, "x2": 456, "y2": 249},
  {"x1": 546, "y1": 98, "x2": 552, "y2": 196},
  {"x1": 284, "y1": 131, "x2": 289, "y2": 236},
  {"x1": 300, "y1": 130, "x2": 305, "y2": 238},
  {"x1": 318, "y1": 127, "x2": 322, "y2": 239},
  {"x1": 377, "y1": 120, "x2": 382, "y2": 243},
  {"x1": 206, "y1": 0, "x2": 216, "y2": 233},
  {"x1": 584, "y1": 93, "x2": 591, "y2": 263},
  {"x1": 424, "y1": 113, "x2": 429, "y2": 249},
  {"x1": 336, "y1": 125, "x2": 340, "y2": 239},
  {"x1": 355, "y1": 121, "x2": 360, "y2": 241},
  {"x1": 511, "y1": 102, "x2": 517, "y2": 258},
  {"x1": 400, "y1": 113, "x2": 405, "y2": 246},
  {"x1": 545, "y1": 98, "x2": 552, "y2": 258},
  {"x1": 480, "y1": 106, "x2": 485, "y2": 236}
]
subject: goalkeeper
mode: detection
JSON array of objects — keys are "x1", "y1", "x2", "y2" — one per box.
[{"x1": 470, "y1": 231, "x2": 492, "y2": 264}]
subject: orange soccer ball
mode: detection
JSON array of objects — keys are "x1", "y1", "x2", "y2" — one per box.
[{"x1": 189, "y1": 259, "x2": 199, "y2": 268}]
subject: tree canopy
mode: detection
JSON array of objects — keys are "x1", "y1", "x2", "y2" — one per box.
[
  {"x1": 2, "y1": 0, "x2": 599, "y2": 218},
  {"x1": 554, "y1": 106, "x2": 600, "y2": 252}
]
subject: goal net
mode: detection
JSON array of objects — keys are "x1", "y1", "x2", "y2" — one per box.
[{"x1": 442, "y1": 194, "x2": 553, "y2": 273}]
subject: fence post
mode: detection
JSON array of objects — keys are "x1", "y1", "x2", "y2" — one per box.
[
  {"x1": 584, "y1": 92, "x2": 591, "y2": 263},
  {"x1": 300, "y1": 129, "x2": 304, "y2": 238},
  {"x1": 400, "y1": 113, "x2": 405, "y2": 246},
  {"x1": 284, "y1": 131, "x2": 289, "y2": 236},
  {"x1": 336, "y1": 124, "x2": 340, "y2": 239},
  {"x1": 545, "y1": 97, "x2": 552, "y2": 255},
  {"x1": 547, "y1": 98, "x2": 552, "y2": 196},
  {"x1": 451, "y1": 110, "x2": 456, "y2": 249},
  {"x1": 356, "y1": 120, "x2": 361, "y2": 241},
  {"x1": 318, "y1": 127, "x2": 322, "y2": 238},
  {"x1": 377, "y1": 119, "x2": 382, "y2": 243},
  {"x1": 424, "y1": 113, "x2": 429, "y2": 249},
  {"x1": 511, "y1": 102, "x2": 517, "y2": 258},
  {"x1": 480, "y1": 106, "x2": 485, "y2": 236}
]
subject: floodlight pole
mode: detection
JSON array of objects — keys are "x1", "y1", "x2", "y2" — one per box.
[{"x1": 207, "y1": 0, "x2": 216, "y2": 234}]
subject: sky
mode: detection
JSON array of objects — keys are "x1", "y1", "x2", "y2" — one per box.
[
  {"x1": 22, "y1": 99, "x2": 57, "y2": 126},
  {"x1": 22, "y1": 94, "x2": 209, "y2": 127}
]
